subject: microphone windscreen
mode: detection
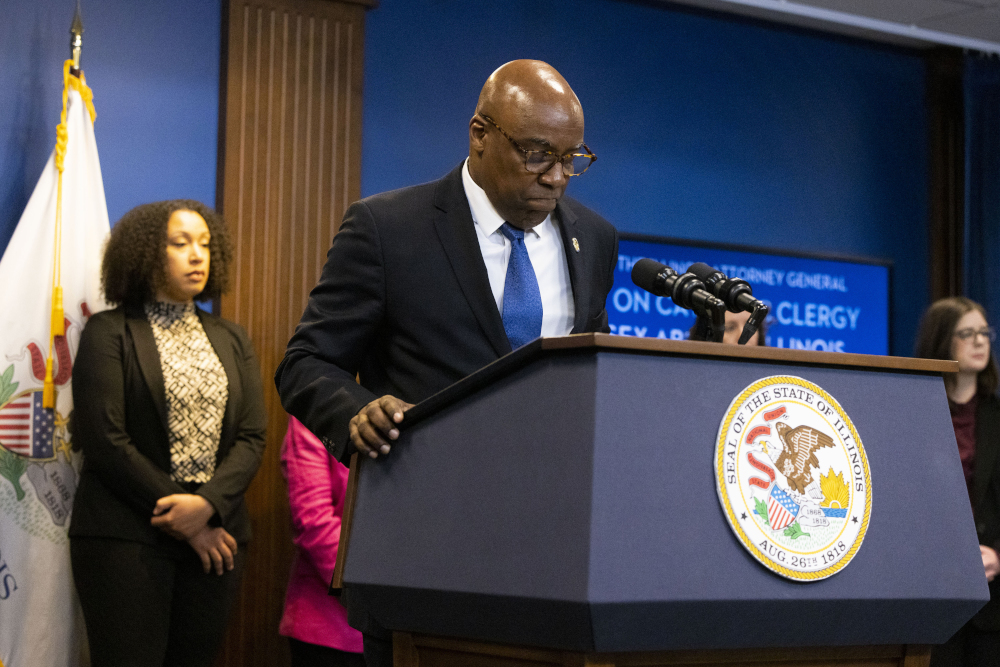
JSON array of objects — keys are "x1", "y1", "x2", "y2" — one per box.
[
  {"x1": 631, "y1": 258, "x2": 667, "y2": 292},
  {"x1": 686, "y1": 262, "x2": 716, "y2": 281}
]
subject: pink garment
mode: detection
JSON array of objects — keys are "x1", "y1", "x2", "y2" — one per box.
[{"x1": 278, "y1": 417, "x2": 363, "y2": 652}]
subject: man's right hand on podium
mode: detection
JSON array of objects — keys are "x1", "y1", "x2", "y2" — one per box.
[{"x1": 350, "y1": 395, "x2": 414, "y2": 459}]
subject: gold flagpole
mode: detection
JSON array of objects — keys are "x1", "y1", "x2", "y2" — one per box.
[{"x1": 44, "y1": 1, "x2": 93, "y2": 409}]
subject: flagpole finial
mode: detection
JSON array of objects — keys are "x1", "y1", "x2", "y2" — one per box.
[{"x1": 69, "y1": 0, "x2": 84, "y2": 77}]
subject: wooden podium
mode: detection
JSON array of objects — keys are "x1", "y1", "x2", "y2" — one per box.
[{"x1": 332, "y1": 335, "x2": 988, "y2": 667}]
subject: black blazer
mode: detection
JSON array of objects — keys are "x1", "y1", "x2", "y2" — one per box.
[
  {"x1": 69, "y1": 306, "x2": 266, "y2": 545},
  {"x1": 972, "y1": 393, "x2": 1000, "y2": 631},
  {"x1": 275, "y1": 163, "x2": 619, "y2": 462}
]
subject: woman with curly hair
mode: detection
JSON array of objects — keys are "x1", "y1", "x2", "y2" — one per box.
[
  {"x1": 69, "y1": 200, "x2": 266, "y2": 667},
  {"x1": 916, "y1": 297, "x2": 1000, "y2": 667}
]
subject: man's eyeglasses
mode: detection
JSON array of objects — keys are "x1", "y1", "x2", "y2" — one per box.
[
  {"x1": 954, "y1": 326, "x2": 997, "y2": 342},
  {"x1": 477, "y1": 113, "x2": 596, "y2": 177}
]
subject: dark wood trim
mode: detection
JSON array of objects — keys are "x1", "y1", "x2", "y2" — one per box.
[
  {"x1": 904, "y1": 645, "x2": 933, "y2": 667},
  {"x1": 213, "y1": 0, "x2": 231, "y2": 319},
  {"x1": 927, "y1": 46, "x2": 966, "y2": 302},
  {"x1": 215, "y1": 1, "x2": 371, "y2": 665},
  {"x1": 330, "y1": 452, "x2": 360, "y2": 591},
  {"x1": 393, "y1": 632, "x2": 931, "y2": 667}
]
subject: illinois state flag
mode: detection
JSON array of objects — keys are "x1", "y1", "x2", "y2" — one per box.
[{"x1": 0, "y1": 72, "x2": 109, "y2": 667}]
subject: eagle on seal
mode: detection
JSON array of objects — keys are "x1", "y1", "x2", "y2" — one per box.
[{"x1": 771, "y1": 421, "x2": 835, "y2": 494}]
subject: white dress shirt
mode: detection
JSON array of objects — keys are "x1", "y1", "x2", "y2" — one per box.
[{"x1": 461, "y1": 160, "x2": 575, "y2": 338}]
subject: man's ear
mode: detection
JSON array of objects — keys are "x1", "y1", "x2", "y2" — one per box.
[{"x1": 469, "y1": 116, "x2": 487, "y2": 154}]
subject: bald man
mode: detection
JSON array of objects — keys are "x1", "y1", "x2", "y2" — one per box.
[{"x1": 276, "y1": 60, "x2": 618, "y2": 664}]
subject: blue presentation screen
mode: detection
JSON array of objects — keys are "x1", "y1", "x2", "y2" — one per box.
[{"x1": 608, "y1": 237, "x2": 891, "y2": 355}]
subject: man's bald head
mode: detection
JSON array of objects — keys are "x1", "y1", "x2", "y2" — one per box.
[
  {"x1": 468, "y1": 61, "x2": 587, "y2": 229},
  {"x1": 476, "y1": 60, "x2": 583, "y2": 130}
]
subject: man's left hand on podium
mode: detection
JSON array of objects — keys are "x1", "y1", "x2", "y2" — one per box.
[{"x1": 349, "y1": 394, "x2": 414, "y2": 459}]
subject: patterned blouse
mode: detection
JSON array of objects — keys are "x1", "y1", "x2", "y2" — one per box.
[{"x1": 145, "y1": 301, "x2": 229, "y2": 483}]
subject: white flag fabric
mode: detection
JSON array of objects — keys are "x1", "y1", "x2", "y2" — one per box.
[{"x1": 0, "y1": 87, "x2": 109, "y2": 667}]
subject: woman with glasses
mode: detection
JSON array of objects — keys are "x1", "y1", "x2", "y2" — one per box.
[{"x1": 915, "y1": 297, "x2": 1000, "y2": 667}]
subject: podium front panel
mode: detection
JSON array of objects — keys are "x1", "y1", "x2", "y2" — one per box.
[
  {"x1": 343, "y1": 346, "x2": 988, "y2": 652},
  {"x1": 587, "y1": 351, "x2": 985, "y2": 651},
  {"x1": 344, "y1": 355, "x2": 600, "y2": 647}
]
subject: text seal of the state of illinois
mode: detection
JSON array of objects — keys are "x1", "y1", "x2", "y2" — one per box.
[{"x1": 715, "y1": 376, "x2": 872, "y2": 581}]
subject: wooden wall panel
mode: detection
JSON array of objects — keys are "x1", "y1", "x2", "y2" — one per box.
[{"x1": 216, "y1": 1, "x2": 371, "y2": 665}]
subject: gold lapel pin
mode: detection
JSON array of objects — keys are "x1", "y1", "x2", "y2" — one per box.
[{"x1": 572, "y1": 238, "x2": 580, "y2": 253}]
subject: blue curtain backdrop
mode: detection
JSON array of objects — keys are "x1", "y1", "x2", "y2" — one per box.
[
  {"x1": 361, "y1": 0, "x2": 928, "y2": 355},
  {"x1": 2, "y1": 0, "x2": 933, "y2": 355},
  {"x1": 965, "y1": 55, "x2": 1000, "y2": 323},
  {"x1": 0, "y1": 0, "x2": 220, "y2": 250}
]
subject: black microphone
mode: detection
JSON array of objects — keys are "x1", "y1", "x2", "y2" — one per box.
[
  {"x1": 686, "y1": 262, "x2": 761, "y2": 314},
  {"x1": 686, "y1": 262, "x2": 770, "y2": 345},
  {"x1": 631, "y1": 259, "x2": 727, "y2": 341}
]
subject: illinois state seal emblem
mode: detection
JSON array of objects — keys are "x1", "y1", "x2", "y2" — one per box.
[{"x1": 715, "y1": 375, "x2": 871, "y2": 581}]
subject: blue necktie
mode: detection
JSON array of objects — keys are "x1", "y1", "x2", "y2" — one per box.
[{"x1": 499, "y1": 222, "x2": 543, "y2": 350}]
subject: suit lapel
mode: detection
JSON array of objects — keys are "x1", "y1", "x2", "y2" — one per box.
[
  {"x1": 555, "y1": 201, "x2": 590, "y2": 334},
  {"x1": 125, "y1": 308, "x2": 169, "y2": 434},
  {"x1": 975, "y1": 396, "x2": 1000, "y2": 511},
  {"x1": 198, "y1": 310, "x2": 237, "y2": 448},
  {"x1": 433, "y1": 165, "x2": 511, "y2": 356}
]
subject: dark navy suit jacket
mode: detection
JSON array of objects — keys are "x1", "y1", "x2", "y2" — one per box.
[{"x1": 275, "y1": 162, "x2": 619, "y2": 463}]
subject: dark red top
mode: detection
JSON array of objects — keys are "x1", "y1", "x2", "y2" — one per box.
[{"x1": 950, "y1": 394, "x2": 978, "y2": 507}]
